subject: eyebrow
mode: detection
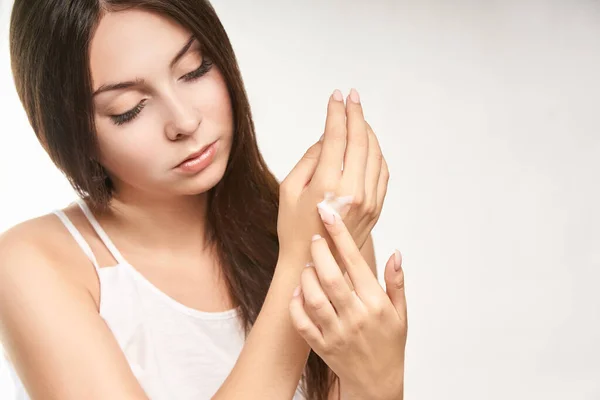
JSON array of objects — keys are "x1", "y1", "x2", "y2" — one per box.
[{"x1": 92, "y1": 35, "x2": 196, "y2": 97}]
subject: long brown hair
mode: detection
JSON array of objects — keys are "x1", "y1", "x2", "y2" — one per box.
[{"x1": 9, "y1": 0, "x2": 335, "y2": 398}]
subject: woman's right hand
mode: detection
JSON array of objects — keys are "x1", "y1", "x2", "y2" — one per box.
[{"x1": 277, "y1": 88, "x2": 389, "y2": 266}]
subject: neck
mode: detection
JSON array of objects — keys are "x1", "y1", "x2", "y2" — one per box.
[{"x1": 99, "y1": 189, "x2": 210, "y2": 253}]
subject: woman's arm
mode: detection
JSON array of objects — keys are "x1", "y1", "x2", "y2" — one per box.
[
  {"x1": 215, "y1": 89, "x2": 388, "y2": 399},
  {"x1": 0, "y1": 221, "x2": 150, "y2": 400}
]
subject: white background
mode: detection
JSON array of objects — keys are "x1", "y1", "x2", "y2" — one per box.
[{"x1": 1, "y1": 0, "x2": 599, "y2": 399}]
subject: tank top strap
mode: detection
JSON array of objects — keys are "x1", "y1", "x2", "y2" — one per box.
[
  {"x1": 75, "y1": 198, "x2": 128, "y2": 266},
  {"x1": 53, "y1": 209, "x2": 100, "y2": 271}
]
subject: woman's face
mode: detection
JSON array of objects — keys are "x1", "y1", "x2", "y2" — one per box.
[{"x1": 89, "y1": 9, "x2": 233, "y2": 198}]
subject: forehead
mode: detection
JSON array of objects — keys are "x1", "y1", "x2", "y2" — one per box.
[{"x1": 89, "y1": 9, "x2": 192, "y2": 88}]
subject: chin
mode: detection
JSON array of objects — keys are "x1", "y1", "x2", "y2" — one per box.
[{"x1": 174, "y1": 153, "x2": 229, "y2": 196}]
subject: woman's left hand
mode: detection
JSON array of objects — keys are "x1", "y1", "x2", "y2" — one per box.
[{"x1": 289, "y1": 207, "x2": 408, "y2": 400}]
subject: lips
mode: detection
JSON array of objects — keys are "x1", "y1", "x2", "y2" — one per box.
[
  {"x1": 173, "y1": 140, "x2": 219, "y2": 174},
  {"x1": 177, "y1": 141, "x2": 215, "y2": 167}
]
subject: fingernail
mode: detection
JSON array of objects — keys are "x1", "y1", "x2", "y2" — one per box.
[
  {"x1": 312, "y1": 234, "x2": 322, "y2": 241},
  {"x1": 317, "y1": 204, "x2": 336, "y2": 225},
  {"x1": 332, "y1": 89, "x2": 343, "y2": 102},
  {"x1": 305, "y1": 261, "x2": 314, "y2": 268},
  {"x1": 319, "y1": 134, "x2": 324, "y2": 142},
  {"x1": 349, "y1": 88, "x2": 360, "y2": 104},
  {"x1": 293, "y1": 286, "x2": 301, "y2": 297},
  {"x1": 394, "y1": 249, "x2": 402, "y2": 271}
]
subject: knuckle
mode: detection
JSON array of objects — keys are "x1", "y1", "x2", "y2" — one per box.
[
  {"x1": 320, "y1": 274, "x2": 343, "y2": 292},
  {"x1": 352, "y1": 191, "x2": 365, "y2": 206},
  {"x1": 323, "y1": 335, "x2": 345, "y2": 355},
  {"x1": 392, "y1": 275, "x2": 405, "y2": 291},
  {"x1": 369, "y1": 298, "x2": 388, "y2": 317},
  {"x1": 359, "y1": 196, "x2": 376, "y2": 214},
  {"x1": 364, "y1": 200, "x2": 377, "y2": 216},
  {"x1": 295, "y1": 321, "x2": 313, "y2": 336},
  {"x1": 305, "y1": 143, "x2": 322, "y2": 159},
  {"x1": 306, "y1": 296, "x2": 328, "y2": 312},
  {"x1": 349, "y1": 315, "x2": 367, "y2": 334},
  {"x1": 373, "y1": 149, "x2": 383, "y2": 162}
]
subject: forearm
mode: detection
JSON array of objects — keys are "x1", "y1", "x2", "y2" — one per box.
[{"x1": 213, "y1": 253, "x2": 309, "y2": 399}]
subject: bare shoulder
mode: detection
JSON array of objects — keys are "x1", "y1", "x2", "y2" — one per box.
[
  {"x1": 0, "y1": 213, "x2": 66, "y2": 271},
  {"x1": 0, "y1": 206, "x2": 98, "y2": 302},
  {"x1": 0, "y1": 209, "x2": 84, "y2": 304}
]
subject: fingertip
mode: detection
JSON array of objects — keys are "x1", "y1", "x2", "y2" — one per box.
[
  {"x1": 384, "y1": 250, "x2": 404, "y2": 283},
  {"x1": 348, "y1": 88, "x2": 360, "y2": 104},
  {"x1": 293, "y1": 285, "x2": 301, "y2": 297},
  {"x1": 394, "y1": 249, "x2": 402, "y2": 271},
  {"x1": 317, "y1": 203, "x2": 338, "y2": 226},
  {"x1": 332, "y1": 89, "x2": 344, "y2": 102}
]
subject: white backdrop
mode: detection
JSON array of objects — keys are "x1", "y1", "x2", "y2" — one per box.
[{"x1": 1, "y1": 1, "x2": 599, "y2": 399}]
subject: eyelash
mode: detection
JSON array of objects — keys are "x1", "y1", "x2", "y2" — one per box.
[{"x1": 110, "y1": 58, "x2": 214, "y2": 126}]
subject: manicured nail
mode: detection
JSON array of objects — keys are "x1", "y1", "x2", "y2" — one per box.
[
  {"x1": 332, "y1": 89, "x2": 343, "y2": 102},
  {"x1": 319, "y1": 134, "x2": 324, "y2": 142},
  {"x1": 317, "y1": 204, "x2": 336, "y2": 225},
  {"x1": 293, "y1": 286, "x2": 301, "y2": 297},
  {"x1": 305, "y1": 261, "x2": 315, "y2": 268},
  {"x1": 394, "y1": 249, "x2": 402, "y2": 271},
  {"x1": 312, "y1": 234, "x2": 322, "y2": 241},
  {"x1": 349, "y1": 88, "x2": 360, "y2": 104}
]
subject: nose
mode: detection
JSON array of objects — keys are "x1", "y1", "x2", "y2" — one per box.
[{"x1": 164, "y1": 93, "x2": 202, "y2": 141}]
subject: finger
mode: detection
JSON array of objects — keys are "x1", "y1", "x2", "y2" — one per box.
[
  {"x1": 289, "y1": 287, "x2": 326, "y2": 349},
  {"x1": 363, "y1": 121, "x2": 382, "y2": 213},
  {"x1": 313, "y1": 90, "x2": 346, "y2": 188},
  {"x1": 301, "y1": 261, "x2": 340, "y2": 334},
  {"x1": 310, "y1": 234, "x2": 356, "y2": 316},
  {"x1": 315, "y1": 205, "x2": 381, "y2": 297},
  {"x1": 340, "y1": 88, "x2": 368, "y2": 197},
  {"x1": 375, "y1": 155, "x2": 390, "y2": 215},
  {"x1": 384, "y1": 250, "x2": 407, "y2": 321},
  {"x1": 281, "y1": 140, "x2": 323, "y2": 198}
]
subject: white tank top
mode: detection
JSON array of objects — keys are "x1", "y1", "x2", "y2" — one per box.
[{"x1": 0, "y1": 198, "x2": 306, "y2": 399}]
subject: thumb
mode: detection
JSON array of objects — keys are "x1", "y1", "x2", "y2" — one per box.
[
  {"x1": 281, "y1": 140, "x2": 322, "y2": 198},
  {"x1": 384, "y1": 250, "x2": 407, "y2": 320}
]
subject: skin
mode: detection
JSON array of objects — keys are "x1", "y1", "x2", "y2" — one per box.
[
  {"x1": 0, "y1": 8, "x2": 402, "y2": 400},
  {"x1": 291, "y1": 216, "x2": 406, "y2": 400}
]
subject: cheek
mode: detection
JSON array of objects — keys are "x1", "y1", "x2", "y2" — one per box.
[
  {"x1": 95, "y1": 118, "x2": 164, "y2": 178},
  {"x1": 193, "y1": 69, "x2": 234, "y2": 134}
]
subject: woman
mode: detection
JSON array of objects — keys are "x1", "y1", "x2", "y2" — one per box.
[{"x1": 0, "y1": 0, "x2": 407, "y2": 399}]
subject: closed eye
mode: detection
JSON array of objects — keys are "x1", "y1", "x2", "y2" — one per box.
[
  {"x1": 180, "y1": 57, "x2": 213, "y2": 82},
  {"x1": 109, "y1": 58, "x2": 214, "y2": 126}
]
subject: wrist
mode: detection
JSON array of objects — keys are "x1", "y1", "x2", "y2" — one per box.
[
  {"x1": 342, "y1": 376, "x2": 404, "y2": 400},
  {"x1": 276, "y1": 246, "x2": 310, "y2": 271}
]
